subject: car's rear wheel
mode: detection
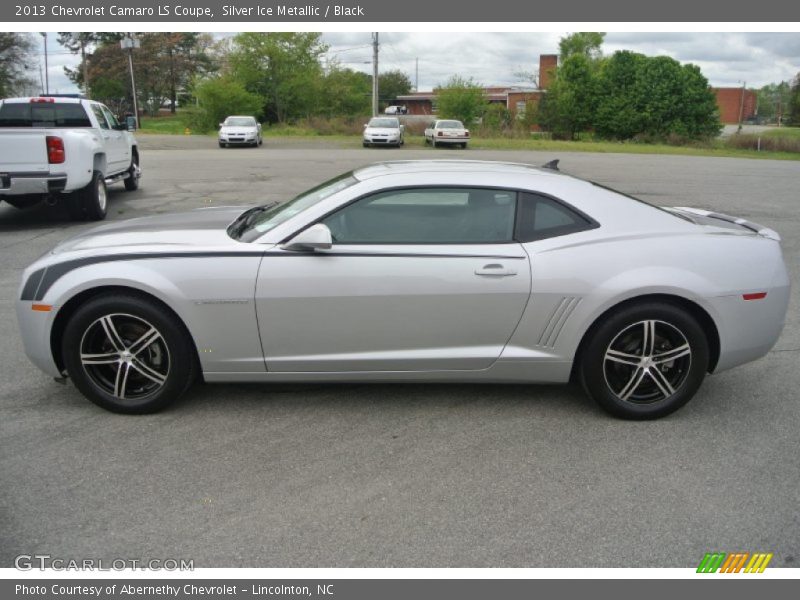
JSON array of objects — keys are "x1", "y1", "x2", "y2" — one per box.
[
  {"x1": 67, "y1": 170, "x2": 107, "y2": 221},
  {"x1": 62, "y1": 294, "x2": 198, "y2": 414},
  {"x1": 579, "y1": 302, "x2": 709, "y2": 419}
]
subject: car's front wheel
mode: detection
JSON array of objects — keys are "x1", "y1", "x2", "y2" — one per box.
[
  {"x1": 61, "y1": 293, "x2": 198, "y2": 414},
  {"x1": 579, "y1": 302, "x2": 709, "y2": 419}
]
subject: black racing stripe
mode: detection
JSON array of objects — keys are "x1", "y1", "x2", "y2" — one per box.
[
  {"x1": 30, "y1": 249, "x2": 527, "y2": 301},
  {"x1": 32, "y1": 252, "x2": 264, "y2": 302},
  {"x1": 20, "y1": 268, "x2": 46, "y2": 301}
]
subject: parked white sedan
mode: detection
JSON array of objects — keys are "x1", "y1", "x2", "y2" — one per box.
[
  {"x1": 218, "y1": 116, "x2": 262, "y2": 148},
  {"x1": 425, "y1": 119, "x2": 470, "y2": 148},
  {"x1": 363, "y1": 117, "x2": 404, "y2": 148}
]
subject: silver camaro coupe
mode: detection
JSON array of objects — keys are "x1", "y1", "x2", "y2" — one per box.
[{"x1": 17, "y1": 161, "x2": 790, "y2": 418}]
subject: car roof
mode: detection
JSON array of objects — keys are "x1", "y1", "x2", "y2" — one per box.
[
  {"x1": 2, "y1": 97, "x2": 83, "y2": 104},
  {"x1": 353, "y1": 160, "x2": 564, "y2": 181}
]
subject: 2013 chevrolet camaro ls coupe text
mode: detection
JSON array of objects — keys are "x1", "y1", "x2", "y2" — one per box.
[{"x1": 17, "y1": 161, "x2": 790, "y2": 418}]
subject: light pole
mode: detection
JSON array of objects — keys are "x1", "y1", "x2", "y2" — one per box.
[
  {"x1": 40, "y1": 33, "x2": 49, "y2": 95},
  {"x1": 120, "y1": 35, "x2": 141, "y2": 130}
]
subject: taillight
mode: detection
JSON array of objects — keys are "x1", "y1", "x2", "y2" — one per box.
[
  {"x1": 46, "y1": 136, "x2": 65, "y2": 164},
  {"x1": 437, "y1": 131, "x2": 443, "y2": 136},
  {"x1": 465, "y1": 130, "x2": 470, "y2": 137}
]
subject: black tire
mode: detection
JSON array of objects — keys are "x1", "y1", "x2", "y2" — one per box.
[
  {"x1": 579, "y1": 302, "x2": 709, "y2": 420},
  {"x1": 219, "y1": 141, "x2": 226, "y2": 148},
  {"x1": 4, "y1": 195, "x2": 42, "y2": 209},
  {"x1": 123, "y1": 151, "x2": 140, "y2": 191},
  {"x1": 362, "y1": 142, "x2": 369, "y2": 148},
  {"x1": 61, "y1": 293, "x2": 198, "y2": 414},
  {"x1": 67, "y1": 170, "x2": 107, "y2": 221}
]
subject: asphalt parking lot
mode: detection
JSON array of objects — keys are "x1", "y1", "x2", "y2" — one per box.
[{"x1": 1, "y1": 136, "x2": 798, "y2": 568}]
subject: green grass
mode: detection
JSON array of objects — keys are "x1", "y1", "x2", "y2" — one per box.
[
  {"x1": 136, "y1": 114, "x2": 800, "y2": 160},
  {"x1": 760, "y1": 127, "x2": 800, "y2": 139},
  {"x1": 138, "y1": 114, "x2": 192, "y2": 135}
]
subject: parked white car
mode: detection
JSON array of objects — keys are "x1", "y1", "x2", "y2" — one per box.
[
  {"x1": 0, "y1": 96, "x2": 141, "y2": 220},
  {"x1": 218, "y1": 116, "x2": 262, "y2": 148},
  {"x1": 384, "y1": 105, "x2": 407, "y2": 115},
  {"x1": 363, "y1": 117, "x2": 404, "y2": 148},
  {"x1": 425, "y1": 119, "x2": 471, "y2": 148}
]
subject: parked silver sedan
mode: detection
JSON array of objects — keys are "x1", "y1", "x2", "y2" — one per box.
[
  {"x1": 17, "y1": 161, "x2": 790, "y2": 418},
  {"x1": 218, "y1": 116, "x2": 262, "y2": 147}
]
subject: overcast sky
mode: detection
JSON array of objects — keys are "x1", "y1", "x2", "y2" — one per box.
[{"x1": 33, "y1": 32, "x2": 800, "y2": 95}]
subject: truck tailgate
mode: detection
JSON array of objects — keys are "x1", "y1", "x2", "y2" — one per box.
[{"x1": 0, "y1": 130, "x2": 49, "y2": 172}]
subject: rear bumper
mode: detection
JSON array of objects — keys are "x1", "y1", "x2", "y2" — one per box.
[
  {"x1": 711, "y1": 261, "x2": 791, "y2": 373},
  {"x1": 433, "y1": 136, "x2": 469, "y2": 144},
  {"x1": 0, "y1": 172, "x2": 67, "y2": 196}
]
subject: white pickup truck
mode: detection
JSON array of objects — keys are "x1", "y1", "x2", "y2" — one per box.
[{"x1": 0, "y1": 96, "x2": 141, "y2": 221}]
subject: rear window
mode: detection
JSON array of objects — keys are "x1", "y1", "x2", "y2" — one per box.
[{"x1": 0, "y1": 102, "x2": 92, "y2": 128}]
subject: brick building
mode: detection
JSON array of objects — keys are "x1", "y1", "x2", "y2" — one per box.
[
  {"x1": 394, "y1": 53, "x2": 757, "y2": 126},
  {"x1": 712, "y1": 87, "x2": 758, "y2": 124}
]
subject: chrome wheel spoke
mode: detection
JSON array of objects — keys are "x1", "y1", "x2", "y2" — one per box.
[
  {"x1": 647, "y1": 367, "x2": 675, "y2": 399},
  {"x1": 114, "y1": 362, "x2": 130, "y2": 399},
  {"x1": 131, "y1": 357, "x2": 167, "y2": 385},
  {"x1": 642, "y1": 320, "x2": 656, "y2": 355},
  {"x1": 100, "y1": 316, "x2": 126, "y2": 351},
  {"x1": 81, "y1": 351, "x2": 120, "y2": 365},
  {"x1": 605, "y1": 349, "x2": 641, "y2": 366},
  {"x1": 653, "y1": 343, "x2": 691, "y2": 364},
  {"x1": 128, "y1": 327, "x2": 161, "y2": 356},
  {"x1": 619, "y1": 367, "x2": 647, "y2": 401}
]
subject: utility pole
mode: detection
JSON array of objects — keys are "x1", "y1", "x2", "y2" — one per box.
[
  {"x1": 121, "y1": 35, "x2": 141, "y2": 130},
  {"x1": 737, "y1": 80, "x2": 746, "y2": 133},
  {"x1": 415, "y1": 58, "x2": 419, "y2": 92},
  {"x1": 372, "y1": 32, "x2": 379, "y2": 117},
  {"x1": 40, "y1": 33, "x2": 49, "y2": 95}
]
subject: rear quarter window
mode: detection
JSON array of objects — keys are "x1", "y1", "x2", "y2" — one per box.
[
  {"x1": 515, "y1": 192, "x2": 597, "y2": 242},
  {"x1": 0, "y1": 102, "x2": 92, "y2": 128}
]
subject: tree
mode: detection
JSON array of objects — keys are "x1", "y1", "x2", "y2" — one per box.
[
  {"x1": 191, "y1": 77, "x2": 263, "y2": 132},
  {"x1": 789, "y1": 73, "x2": 800, "y2": 126},
  {"x1": 0, "y1": 33, "x2": 36, "y2": 97},
  {"x1": 378, "y1": 69, "x2": 412, "y2": 107},
  {"x1": 593, "y1": 51, "x2": 720, "y2": 140},
  {"x1": 322, "y1": 66, "x2": 371, "y2": 117},
  {"x1": 559, "y1": 32, "x2": 605, "y2": 60},
  {"x1": 68, "y1": 33, "x2": 213, "y2": 116},
  {"x1": 228, "y1": 32, "x2": 328, "y2": 123},
  {"x1": 435, "y1": 75, "x2": 486, "y2": 125},
  {"x1": 537, "y1": 54, "x2": 597, "y2": 139},
  {"x1": 757, "y1": 81, "x2": 791, "y2": 123},
  {"x1": 57, "y1": 33, "x2": 100, "y2": 97}
]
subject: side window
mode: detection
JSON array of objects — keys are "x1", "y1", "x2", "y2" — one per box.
[
  {"x1": 321, "y1": 188, "x2": 518, "y2": 244},
  {"x1": 515, "y1": 192, "x2": 595, "y2": 242},
  {"x1": 101, "y1": 106, "x2": 120, "y2": 129},
  {"x1": 90, "y1": 105, "x2": 109, "y2": 130}
]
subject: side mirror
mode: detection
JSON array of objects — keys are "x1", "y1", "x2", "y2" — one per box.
[
  {"x1": 363, "y1": 123, "x2": 368, "y2": 128},
  {"x1": 218, "y1": 123, "x2": 224, "y2": 127},
  {"x1": 281, "y1": 223, "x2": 333, "y2": 252},
  {"x1": 125, "y1": 116, "x2": 137, "y2": 131}
]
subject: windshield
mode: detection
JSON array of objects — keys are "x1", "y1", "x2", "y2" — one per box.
[
  {"x1": 224, "y1": 117, "x2": 256, "y2": 127},
  {"x1": 368, "y1": 118, "x2": 399, "y2": 128},
  {"x1": 438, "y1": 121, "x2": 464, "y2": 129},
  {"x1": 234, "y1": 172, "x2": 359, "y2": 242}
]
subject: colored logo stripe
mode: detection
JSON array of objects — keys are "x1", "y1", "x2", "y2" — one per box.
[{"x1": 697, "y1": 552, "x2": 773, "y2": 573}]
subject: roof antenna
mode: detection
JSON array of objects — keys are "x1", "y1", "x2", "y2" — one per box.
[{"x1": 542, "y1": 159, "x2": 560, "y2": 171}]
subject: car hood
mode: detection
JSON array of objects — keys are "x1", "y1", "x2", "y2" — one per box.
[
  {"x1": 220, "y1": 126, "x2": 257, "y2": 135},
  {"x1": 364, "y1": 127, "x2": 401, "y2": 135},
  {"x1": 50, "y1": 206, "x2": 250, "y2": 255}
]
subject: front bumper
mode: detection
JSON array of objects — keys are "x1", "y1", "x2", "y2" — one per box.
[
  {"x1": 16, "y1": 297, "x2": 62, "y2": 378},
  {"x1": 220, "y1": 136, "x2": 257, "y2": 145},
  {"x1": 0, "y1": 172, "x2": 67, "y2": 196},
  {"x1": 364, "y1": 137, "x2": 401, "y2": 145}
]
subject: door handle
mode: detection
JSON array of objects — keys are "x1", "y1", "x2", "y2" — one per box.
[{"x1": 475, "y1": 263, "x2": 517, "y2": 277}]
